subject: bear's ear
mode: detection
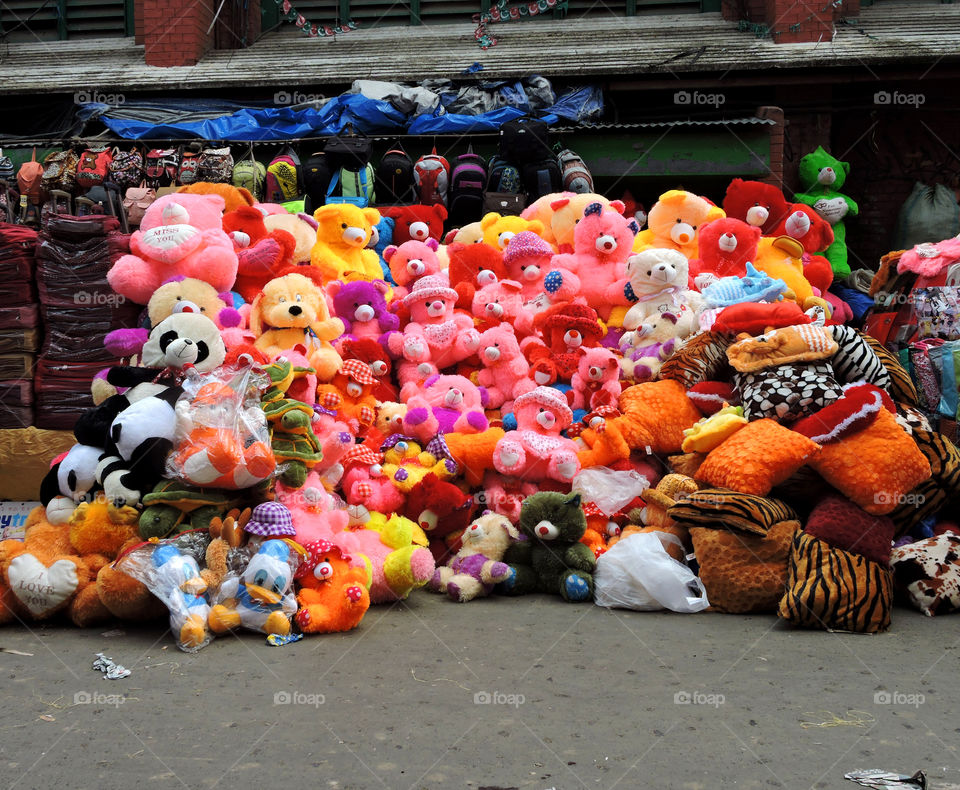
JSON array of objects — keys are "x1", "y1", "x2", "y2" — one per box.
[
  {"x1": 363, "y1": 208, "x2": 382, "y2": 226},
  {"x1": 314, "y1": 205, "x2": 339, "y2": 223},
  {"x1": 326, "y1": 280, "x2": 342, "y2": 298},
  {"x1": 425, "y1": 237, "x2": 440, "y2": 252},
  {"x1": 383, "y1": 245, "x2": 398, "y2": 263},
  {"x1": 433, "y1": 205, "x2": 448, "y2": 223},
  {"x1": 584, "y1": 202, "x2": 603, "y2": 218},
  {"x1": 627, "y1": 220, "x2": 640, "y2": 236},
  {"x1": 566, "y1": 492, "x2": 582, "y2": 508},
  {"x1": 249, "y1": 292, "x2": 265, "y2": 335},
  {"x1": 841, "y1": 160, "x2": 850, "y2": 176},
  {"x1": 373, "y1": 279, "x2": 391, "y2": 297},
  {"x1": 443, "y1": 229, "x2": 459, "y2": 245},
  {"x1": 550, "y1": 198, "x2": 570, "y2": 211},
  {"x1": 527, "y1": 219, "x2": 545, "y2": 235},
  {"x1": 481, "y1": 213, "x2": 500, "y2": 230},
  {"x1": 609, "y1": 200, "x2": 626, "y2": 214}
]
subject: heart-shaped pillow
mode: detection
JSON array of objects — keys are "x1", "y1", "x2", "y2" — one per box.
[
  {"x1": 7, "y1": 555, "x2": 79, "y2": 617},
  {"x1": 139, "y1": 223, "x2": 203, "y2": 264}
]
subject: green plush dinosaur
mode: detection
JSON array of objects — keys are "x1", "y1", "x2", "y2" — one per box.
[{"x1": 794, "y1": 146, "x2": 858, "y2": 279}]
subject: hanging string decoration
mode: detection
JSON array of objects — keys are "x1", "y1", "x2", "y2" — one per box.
[
  {"x1": 736, "y1": 0, "x2": 840, "y2": 40},
  {"x1": 473, "y1": 0, "x2": 568, "y2": 49},
  {"x1": 275, "y1": 0, "x2": 358, "y2": 37}
]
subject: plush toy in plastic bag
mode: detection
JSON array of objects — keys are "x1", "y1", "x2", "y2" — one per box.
[
  {"x1": 571, "y1": 467, "x2": 649, "y2": 517},
  {"x1": 208, "y1": 539, "x2": 301, "y2": 637},
  {"x1": 594, "y1": 532, "x2": 710, "y2": 613},
  {"x1": 117, "y1": 540, "x2": 214, "y2": 652},
  {"x1": 169, "y1": 364, "x2": 276, "y2": 489}
]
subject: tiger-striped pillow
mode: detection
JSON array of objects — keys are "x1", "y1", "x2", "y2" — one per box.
[
  {"x1": 659, "y1": 331, "x2": 733, "y2": 390},
  {"x1": 669, "y1": 488, "x2": 798, "y2": 536},
  {"x1": 859, "y1": 332, "x2": 919, "y2": 407},
  {"x1": 778, "y1": 532, "x2": 894, "y2": 633}
]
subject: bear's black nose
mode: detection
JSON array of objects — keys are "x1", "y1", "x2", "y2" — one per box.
[{"x1": 288, "y1": 305, "x2": 303, "y2": 316}]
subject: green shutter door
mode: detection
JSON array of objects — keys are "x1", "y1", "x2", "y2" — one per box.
[
  {"x1": 65, "y1": 0, "x2": 127, "y2": 36},
  {"x1": 0, "y1": 0, "x2": 127, "y2": 39}
]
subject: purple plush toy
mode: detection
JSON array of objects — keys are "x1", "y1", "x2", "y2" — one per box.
[{"x1": 327, "y1": 279, "x2": 398, "y2": 348}]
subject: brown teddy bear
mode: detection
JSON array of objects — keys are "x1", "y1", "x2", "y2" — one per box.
[{"x1": 0, "y1": 500, "x2": 140, "y2": 627}]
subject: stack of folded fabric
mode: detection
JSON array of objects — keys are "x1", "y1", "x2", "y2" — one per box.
[
  {"x1": 0, "y1": 224, "x2": 41, "y2": 428},
  {"x1": 33, "y1": 215, "x2": 138, "y2": 429}
]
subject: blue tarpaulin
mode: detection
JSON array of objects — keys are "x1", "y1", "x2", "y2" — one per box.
[{"x1": 87, "y1": 87, "x2": 596, "y2": 140}]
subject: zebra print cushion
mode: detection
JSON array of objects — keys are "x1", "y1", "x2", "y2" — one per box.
[
  {"x1": 669, "y1": 488, "x2": 798, "y2": 536},
  {"x1": 734, "y1": 361, "x2": 844, "y2": 422},
  {"x1": 830, "y1": 325, "x2": 892, "y2": 391},
  {"x1": 778, "y1": 532, "x2": 894, "y2": 633},
  {"x1": 860, "y1": 332, "x2": 919, "y2": 407}
]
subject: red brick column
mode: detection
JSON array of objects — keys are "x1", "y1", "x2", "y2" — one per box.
[
  {"x1": 134, "y1": 0, "x2": 144, "y2": 44},
  {"x1": 142, "y1": 0, "x2": 215, "y2": 67},
  {"x1": 757, "y1": 106, "x2": 786, "y2": 187},
  {"x1": 764, "y1": 0, "x2": 834, "y2": 43}
]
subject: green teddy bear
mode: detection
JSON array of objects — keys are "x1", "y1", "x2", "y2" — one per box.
[
  {"x1": 497, "y1": 491, "x2": 596, "y2": 602},
  {"x1": 795, "y1": 145, "x2": 858, "y2": 279}
]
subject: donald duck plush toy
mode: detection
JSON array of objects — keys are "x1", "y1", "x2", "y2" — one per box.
[
  {"x1": 151, "y1": 544, "x2": 212, "y2": 651},
  {"x1": 208, "y1": 540, "x2": 299, "y2": 636}
]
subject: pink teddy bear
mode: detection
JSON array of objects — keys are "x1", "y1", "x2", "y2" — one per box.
[
  {"x1": 339, "y1": 445, "x2": 406, "y2": 514},
  {"x1": 276, "y1": 470, "x2": 350, "y2": 543},
  {"x1": 569, "y1": 347, "x2": 622, "y2": 411},
  {"x1": 383, "y1": 238, "x2": 443, "y2": 300},
  {"x1": 402, "y1": 374, "x2": 489, "y2": 444},
  {"x1": 471, "y1": 277, "x2": 525, "y2": 333},
  {"x1": 107, "y1": 193, "x2": 239, "y2": 305},
  {"x1": 386, "y1": 275, "x2": 480, "y2": 399},
  {"x1": 477, "y1": 325, "x2": 535, "y2": 412},
  {"x1": 551, "y1": 201, "x2": 639, "y2": 321},
  {"x1": 311, "y1": 407, "x2": 355, "y2": 491},
  {"x1": 493, "y1": 386, "x2": 581, "y2": 483},
  {"x1": 501, "y1": 232, "x2": 580, "y2": 321}
]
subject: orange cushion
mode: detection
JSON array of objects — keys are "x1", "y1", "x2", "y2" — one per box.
[
  {"x1": 809, "y1": 408, "x2": 931, "y2": 515},
  {"x1": 618, "y1": 380, "x2": 703, "y2": 454},
  {"x1": 696, "y1": 419, "x2": 820, "y2": 496}
]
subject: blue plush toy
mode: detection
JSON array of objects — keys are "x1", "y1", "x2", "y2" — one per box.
[
  {"x1": 150, "y1": 544, "x2": 212, "y2": 651},
  {"x1": 369, "y1": 216, "x2": 397, "y2": 284},
  {"x1": 701, "y1": 262, "x2": 789, "y2": 308}
]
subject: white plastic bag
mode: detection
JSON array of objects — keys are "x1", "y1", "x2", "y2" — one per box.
[
  {"x1": 594, "y1": 532, "x2": 710, "y2": 613},
  {"x1": 571, "y1": 467, "x2": 649, "y2": 516}
]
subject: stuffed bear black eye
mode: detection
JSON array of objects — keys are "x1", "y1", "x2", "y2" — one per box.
[
  {"x1": 159, "y1": 330, "x2": 179, "y2": 352},
  {"x1": 195, "y1": 341, "x2": 209, "y2": 365}
]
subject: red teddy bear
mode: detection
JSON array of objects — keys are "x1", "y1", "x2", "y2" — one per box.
[{"x1": 222, "y1": 206, "x2": 297, "y2": 303}]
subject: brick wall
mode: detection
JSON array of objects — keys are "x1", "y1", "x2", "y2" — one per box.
[
  {"x1": 723, "y1": 0, "x2": 834, "y2": 42},
  {"x1": 142, "y1": 0, "x2": 216, "y2": 67},
  {"x1": 757, "y1": 105, "x2": 786, "y2": 187}
]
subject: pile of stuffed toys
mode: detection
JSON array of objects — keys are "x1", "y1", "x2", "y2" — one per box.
[{"x1": 2, "y1": 143, "x2": 958, "y2": 652}]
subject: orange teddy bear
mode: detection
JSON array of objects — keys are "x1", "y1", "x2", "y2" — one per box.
[
  {"x1": 316, "y1": 359, "x2": 378, "y2": 436},
  {"x1": 294, "y1": 539, "x2": 370, "y2": 634}
]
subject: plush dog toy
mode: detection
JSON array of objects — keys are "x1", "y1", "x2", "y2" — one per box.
[{"x1": 251, "y1": 270, "x2": 345, "y2": 381}]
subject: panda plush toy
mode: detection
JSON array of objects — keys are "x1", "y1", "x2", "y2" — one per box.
[{"x1": 80, "y1": 313, "x2": 228, "y2": 509}]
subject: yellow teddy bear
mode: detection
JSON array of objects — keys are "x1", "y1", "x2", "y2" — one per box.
[
  {"x1": 310, "y1": 204, "x2": 384, "y2": 283},
  {"x1": 480, "y1": 212, "x2": 545, "y2": 252}
]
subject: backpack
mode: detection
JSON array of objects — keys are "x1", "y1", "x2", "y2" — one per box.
[
  {"x1": 108, "y1": 146, "x2": 144, "y2": 191},
  {"x1": 266, "y1": 146, "x2": 301, "y2": 202},
  {"x1": 486, "y1": 156, "x2": 522, "y2": 194},
  {"x1": 557, "y1": 148, "x2": 594, "y2": 194},
  {"x1": 414, "y1": 148, "x2": 450, "y2": 206},
  {"x1": 145, "y1": 148, "x2": 179, "y2": 188},
  {"x1": 177, "y1": 148, "x2": 201, "y2": 185},
  {"x1": 197, "y1": 146, "x2": 234, "y2": 183},
  {"x1": 232, "y1": 147, "x2": 267, "y2": 202},
  {"x1": 375, "y1": 148, "x2": 415, "y2": 205},
  {"x1": 75, "y1": 146, "x2": 113, "y2": 189},
  {"x1": 327, "y1": 164, "x2": 376, "y2": 208},
  {"x1": 499, "y1": 116, "x2": 552, "y2": 162},
  {"x1": 123, "y1": 181, "x2": 157, "y2": 228},
  {"x1": 302, "y1": 152, "x2": 332, "y2": 213},
  {"x1": 323, "y1": 129, "x2": 372, "y2": 172},
  {"x1": 448, "y1": 147, "x2": 487, "y2": 227},
  {"x1": 17, "y1": 149, "x2": 44, "y2": 204},
  {"x1": 521, "y1": 158, "x2": 563, "y2": 202},
  {"x1": 41, "y1": 149, "x2": 79, "y2": 193}
]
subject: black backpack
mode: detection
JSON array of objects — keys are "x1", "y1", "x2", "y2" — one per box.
[
  {"x1": 447, "y1": 147, "x2": 487, "y2": 227},
  {"x1": 499, "y1": 116, "x2": 552, "y2": 162},
  {"x1": 486, "y1": 156, "x2": 523, "y2": 194},
  {"x1": 303, "y1": 152, "x2": 332, "y2": 214},
  {"x1": 375, "y1": 148, "x2": 415, "y2": 205},
  {"x1": 521, "y1": 159, "x2": 563, "y2": 202}
]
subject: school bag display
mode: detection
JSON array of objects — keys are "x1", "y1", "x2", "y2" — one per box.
[
  {"x1": 108, "y1": 147, "x2": 144, "y2": 192},
  {"x1": 557, "y1": 148, "x2": 594, "y2": 194},
  {"x1": 375, "y1": 147, "x2": 415, "y2": 205},
  {"x1": 197, "y1": 146, "x2": 234, "y2": 183},
  {"x1": 323, "y1": 129, "x2": 372, "y2": 171},
  {"x1": 145, "y1": 148, "x2": 180, "y2": 188},
  {"x1": 326, "y1": 165, "x2": 375, "y2": 208},
  {"x1": 486, "y1": 156, "x2": 522, "y2": 194},
  {"x1": 521, "y1": 158, "x2": 563, "y2": 202},
  {"x1": 17, "y1": 149, "x2": 44, "y2": 204},
  {"x1": 499, "y1": 116, "x2": 552, "y2": 162},
  {"x1": 41, "y1": 149, "x2": 79, "y2": 194},
  {"x1": 177, "y1": 148, "x2": 201, "y2": 185},
  {"x1": 266, "y1": 146, "x2": 301, "y2": 202},
  {"x1": 123, "y1": 181, "x2": 157, "y2": 228},
  {"x1": 414, "y1": 147, "x2": 450, "y2": 206},
  {"x1": 302, "y1": 151, "x2": 332, "y2": 212},
  {"x1": 75, "y1": 146, "x2": 113, "y2": 189},
  {"x1": 448, "y1": 147, "x2": 487, "y2": 227},
  {"x1": 232, "y1": 147, "x2": 267, "y2": 202}
]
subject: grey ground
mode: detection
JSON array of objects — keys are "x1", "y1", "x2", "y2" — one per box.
[{"x1": 0, "y1": 593, "x2": 957, "y2": 790}]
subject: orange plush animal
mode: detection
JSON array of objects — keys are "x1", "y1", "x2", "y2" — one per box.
[
  {"x1": 294, "y1": 539, "x2": 370, "y2": 634},
  {"x1": 316, "y1": 359, "x2": 378, "y2": 436},
  {"x1": 250, "y1": 269, "x2": 345, "y2": 381}
]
